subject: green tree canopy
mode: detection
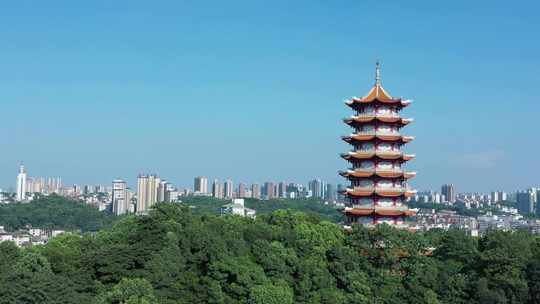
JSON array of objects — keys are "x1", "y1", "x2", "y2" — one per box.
[{"x1": 0, "y1": 199, "x2": 538, "y2": 304}]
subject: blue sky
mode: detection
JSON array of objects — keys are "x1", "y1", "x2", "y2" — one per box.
[{"x1": 1, "y1": 1, "x2": 539, "y2": 192}]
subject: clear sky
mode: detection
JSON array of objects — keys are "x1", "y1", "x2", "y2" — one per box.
[{"x1": 1, "y1": 1, "x2": 539, "y2": 192}]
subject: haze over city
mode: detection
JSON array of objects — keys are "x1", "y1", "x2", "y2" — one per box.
[{"x1": 1, "y1": 1, "x2": 539, "y2": 192}]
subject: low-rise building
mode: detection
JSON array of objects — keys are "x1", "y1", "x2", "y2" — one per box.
[{"x1": 220, "y1": 199, "x2": 256, "y2": 218}]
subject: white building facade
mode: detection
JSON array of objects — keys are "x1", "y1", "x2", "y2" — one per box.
[
  {"x1": 16, "y1": 165, "x2": 27, "y2": 202},
  {"x1": 112, "y1": 179, "x2": 128, "y2": 215}
]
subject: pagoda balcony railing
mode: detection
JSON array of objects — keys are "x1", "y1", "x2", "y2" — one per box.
[
  {"x1": 350, "y1": 204, "x2": 409, "y2": 211},
  {"x1": 345, "y1": 186, "x2": 417, "y2": 197},
  {"x1": 348, "y1": 186, "x2": 410, "y2": 192},
  {"x1": 350, "y1": 149, "x2": 402, "y2": 154},
  {"x1": 362, "y1": 223, "x2": 411, "y2": 229},
  {"x1": 349, "y1": 168, "x2": 403, "y2": 172},
  {"x1": 354, "y1": 131, "x2": 400, "y2": 136},
  {"x1": 343, "y1": 151, "x2": 416, "y2": 162},
  {"x1": 344, "y1": 168, "x2": 416, "y2": 180},
  {"x1": 354, "y1": 113, "x2": 399, "y2": 118}
]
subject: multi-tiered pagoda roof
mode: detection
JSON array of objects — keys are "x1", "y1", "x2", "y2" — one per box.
[{"x1": 340, "y1": 62, "x2": 416, "y2": 228}]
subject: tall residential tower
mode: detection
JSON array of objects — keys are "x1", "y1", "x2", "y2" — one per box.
[
  {"x1": 224, "y1": 179, "x2": 234, "y2": 199},
  {"x1": 16, "y1": 165, "x2": 27, "y2": 201},
  {"x1": 441, "y1": 184, "x2": 456, "y2": 203},
  {"x1": 194, "y1": 176, "x2": 209, "y2": 194},
  {"x1": 136, "y1": 174, "x2": 160, "y2": 213},
  {"x1": 112, "y1": 179, "x2": 128, "y2": 215}
]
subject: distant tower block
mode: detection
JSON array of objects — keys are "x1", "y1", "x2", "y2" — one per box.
[
  {"x1": 16, "y1": 164, "x2": 27, "y2": 202},
  {"x1": 339, "y1": 62, "x2": 417, "y2": 228}
]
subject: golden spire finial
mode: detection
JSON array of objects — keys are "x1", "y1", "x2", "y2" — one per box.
[{"x1": 375, "y1": 60, "x2": 381, "y2": 85}]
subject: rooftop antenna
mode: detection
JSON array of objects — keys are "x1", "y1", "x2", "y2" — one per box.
[{"x1": 375, "y1": 60, "x2": 381, "y2": 85}]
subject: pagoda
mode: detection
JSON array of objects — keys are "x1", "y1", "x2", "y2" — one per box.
[{"x1": 340, "y1": 62, "x2": 416, "y2": 228}]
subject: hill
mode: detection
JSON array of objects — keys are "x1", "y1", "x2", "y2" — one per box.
[
  {"x1": 0, "y1": 194, "x2": 117, "y2": 232},
  {"x1": 1, "y1": 202, "x2": 540, "y2": 303},
  {"x1": 182, "y1": 196, "x2": 344, "y2": 223}
]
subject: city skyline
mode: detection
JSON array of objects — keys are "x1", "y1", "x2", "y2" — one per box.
[
  {"x1": 7, "y1": 162, "x2": 538, "y2": 198},
  {"x1": 1, "y1": 1, "x2": 540, "y2": 192},
  {"x1": 0, "y1": 160, "x2": 540, "y2": 193}
]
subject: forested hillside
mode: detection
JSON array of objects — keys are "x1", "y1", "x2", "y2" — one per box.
[
  {"x1": 1, "y1": 203, "x2": 540, "y2": 303},
  {"x1": 0, "y1": 195, "x2": 116, "y2": 232},
  {"x1": 183, "y1": 196, "x2": 343, "y2": 223}
]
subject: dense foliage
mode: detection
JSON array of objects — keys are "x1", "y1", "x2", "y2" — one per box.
[
  {"x1": 1, "y1": 203, "x2": 540, "y2": 303},
  {"x1": 245, "y1": 198, "x2": 343, "y2": 223},
  {"x1": 0, "y1": 195, "x2": 117, "y2": 232},
  {"x1": 183, "y1": 196, "x2": 343, "y2": 223}
]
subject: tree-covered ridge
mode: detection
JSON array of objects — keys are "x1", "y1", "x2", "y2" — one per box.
[
  {"x1": 184, "y1": 196, "x2": 343, "y2": 223},
  {"x1": 0, "y1": 194, "x2": 117, "y2": 232},
  {"x1": 1, "y1": 203, "x2": 540, "y2": 303}
]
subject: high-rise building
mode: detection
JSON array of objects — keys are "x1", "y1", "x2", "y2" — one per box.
[
  {"x1": 286, "y1": 183, "x2": 297, "y2": 196},
  {"x1": 285, "y1": 183, "x2": 305, "y2": 198},
  {"x1": 83, "y1": 185, "x2": 95, "y2": 195},
  {"x1": 325, "y1": 184, "x2": 336, "y2": 201},
  {"x1": 164, "y1": 183, "x2": 179, "y2": 202},
  {"x1": 224, "y1": 179, "x2": 234, "y2": 199},
  {"x1": 136, "y1": 174, "x2": 160, "y2": 213},
  {"x1": 536, "y1": 190, "x2": 540, "y2": 217},
  {"x1": 126, "y1": 188, "x2": 135, "y2": 213},
  {"x1": 490, "y1": 191, "x2": 500, "y2": 203},
  {"x1": 46, "y1": 177, "x2": 53, "y2": 193},
  {"x1": 112, "y1": 179, "x2": 128, "y2": 215},
  {"x1": 212, "y1": 179, "x2": 224, "y2": 199},
  {"x1": 25, "y1": 177, "x2": 32, "y2": 193},
  {"x1": 340, "y1": 62, "x2": 416, "y2": 227},
  {"x1": 31, "y1": 177, "x2": 45, "y2": 193},
  {"x1": 337, "y1": 184, "x2": 346, "y2": 201},
  {"x1": 95, "y1": 185, "x2": 106, "y2": 193},
  {"x1": 238, "y1": 183, "x2": 246, "y2": 198},
  {"x1": 264, "y1": 182, "x2": 275, "y2": 199},
  {"x1": 278, "y1": 182, "x2": 287, "y2": 198},
  {"x1": 16, "y1": 165, "x2": 27, "y2": 202},
  {"x1": 251, "y1": 183, "x2": 261, "y2": 199},
  {"x1": 441, "y1": 184, "x2": 456, "y2": 203},
  {"x1": 157, "y1": 180, "x2": 169, "y2": 202},
  {"x1": 490, "y1": 191, "x2": 507, "y2": 203},
  {"x1": 46, "y1": 177, "x2": 62, "y2": 194},
  {"x1": 148, "y1": 175, "x2": 160, "y2": 207},
  {"x1": 308, "y1": 179, "x2": 324, "y2": 199},
  {"x1": 194, "y1": 176, "x2": 209, "y2": 194},
  {"x1": 136, "y1": 175, "x2": 148, "y2": 213},
  {"x1": 72, "y1": 184, "x2": 81, "y2": 195},
  {"x1": 517, "y1": 191, "x2": 534, "y2": 215},
  {"x1": 530, "y1": 188, "x2": 539, "y2": 205}
]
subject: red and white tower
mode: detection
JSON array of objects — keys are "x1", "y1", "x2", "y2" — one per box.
[{"x1": 340, "y1": 62, "x2": 416, "y2": 228}]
